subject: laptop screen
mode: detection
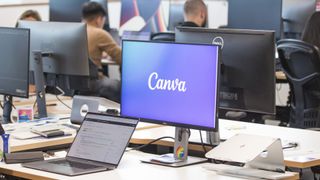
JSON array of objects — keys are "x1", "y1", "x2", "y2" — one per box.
[{"x1": 68, "y1": 113, "x2": 138, "y2": 165}]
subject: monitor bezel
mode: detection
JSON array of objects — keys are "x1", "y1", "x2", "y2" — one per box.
[
  {"x1": 0, "y1": 27, "x2": 30, "y2": 98},
  {"x1": 120, "y1": 39, "x2": 221, "y2": 131}
]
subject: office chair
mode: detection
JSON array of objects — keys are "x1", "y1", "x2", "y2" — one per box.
[
  {"x1": 151, "y1": 32, "x2": 175, "y2": 42},
  {"x1": 277, "y1": 39, "x2": 320, "y2": 129}
]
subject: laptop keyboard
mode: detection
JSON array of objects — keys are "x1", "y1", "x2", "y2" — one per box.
[{"x1": 50, "y1": 160, "x2": 102, "y2": 170}]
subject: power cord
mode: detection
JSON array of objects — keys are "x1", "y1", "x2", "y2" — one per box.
[
  {"x1": 282, "y1": 142, "x2": 298, "y2": 150},
  {"x1": 199, "y1": 130, "x2": 207, "y2": 153},
  {"x1": 54, "y1": 79, "x2": 72, "y2": 110},
  {"x1": 126, "y1": 136, "x2": 174, "y2": 152},
  {"x1": 55, "y1": 94, "x2": 72, "y2": 110}
]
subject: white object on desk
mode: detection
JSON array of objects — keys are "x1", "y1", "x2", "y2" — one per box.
[
  {"x1": 206, "y1": 134, "x2": 285, "y2": 172},
  {"x1": 203, "y1": 163, "x2": 296, "y2": 180},
  {"x1": 11, "y1": 132, "x2": 40, "y2": 140}
]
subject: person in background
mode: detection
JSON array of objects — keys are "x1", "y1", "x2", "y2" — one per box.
[
  {"x1": 16, "y1": 10, "x2": 41, "y2": 26},
  {"x1": 82, "y1": 1, "x2": 121, "y2": 102},
  {"x1": 302, "y1": 11, "x2": 320, "y2": 49},
  {"x1": 181, "y1": 0, "x2": 207, "y2": 27}
]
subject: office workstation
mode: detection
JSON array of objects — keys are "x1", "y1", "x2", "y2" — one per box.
[{"x1": 0, "y1": 0, "x2": 320, "y2": 179}]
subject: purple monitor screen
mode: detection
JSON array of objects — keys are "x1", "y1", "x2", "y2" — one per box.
[{"x1": 121, "y1": 41, "x2": 220, "y2": 130}]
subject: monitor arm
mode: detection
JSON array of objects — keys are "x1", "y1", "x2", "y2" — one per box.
[
  {"x1": 2, "y1": 95, "x2": 12, "y2": 124},
  {"x1": 32, "y1": 51, "x2": 52, "y2": 118}
]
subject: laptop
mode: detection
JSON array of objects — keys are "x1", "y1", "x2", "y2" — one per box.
[{"x1": 22, "y1": 112, "x2": 139, "y2": 176}]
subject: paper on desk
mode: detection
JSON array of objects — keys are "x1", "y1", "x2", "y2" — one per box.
[
  {"x1": 285, "y1": 153, "x2": 320, "y2": 163},
  {"x1": 11, "y1": 132, "x2": 41, "y2": 139}
]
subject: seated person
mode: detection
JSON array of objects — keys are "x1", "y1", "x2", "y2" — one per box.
[
  {"x1": 16, "y1": 9, "x2": 41, "y2": 26},
  {"x1": 300, "y1": 11, "x2": 320, "y2": 103},
  {"x1": 82, "y1": 2, "x2": 121, "y2": 102},
  {"x1": 302, "y1": 11, "x2": 320, "y2": 49},
  {"x1": 181, "y1": 0, "x2": 207, "y2": 27}
]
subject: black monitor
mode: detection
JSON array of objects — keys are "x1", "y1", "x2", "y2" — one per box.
[
  {"x1": 121, "y1": 40, "x2": 220, "y2": 166},
  {"x1": 18, "y1": 21, "x2": 90, "y2": 118},
  {"x1": 175, "y1": 27, "x2": 276, "y2": 116},
  {"x1": 167, "y1": 3, "x2": 184, "y2": 31},
  {"x1": 49, "y1": 0, "x2": 110, "y2": 31},
  {"x1": 0, "y1": 27, "x2": 30, "y2": 123},
  {"x1": 121, "y1": 31, "x2": 151, "y2": 41},
  {"x1": 227, "y1": 0, "x2": 282, "y2": 40},
  {"x1": 282, "y1": 0, "x2": 316, "y2": 39}
]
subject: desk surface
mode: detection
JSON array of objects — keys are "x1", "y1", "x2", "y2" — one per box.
[
  {"x1": 132, "y1": 119, "x2": 320, "y2": 169},
  {"x1": 0, "y1": 151, "x2": 298, "y2": 180},
  {"x1": 5, "y1": 95, "x2": 320, "y2": 169},
  {"x1": 276, "y1": 71, "x2": 287, "y2": 81}
]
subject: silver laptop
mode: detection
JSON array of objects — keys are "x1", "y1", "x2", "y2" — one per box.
[{"x1": 22, "y1": 112, "x2": 139, "y2": 176}]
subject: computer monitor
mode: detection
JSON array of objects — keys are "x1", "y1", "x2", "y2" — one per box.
[
  {"x1": 167, "y1": 3, "x2": 184, "y2": 31},
  {"x1": 282, "y1": 0, "x2": 316, "y2": 39},
  {"x1": 175, "y1": 27, "x2": 276, "y2": 116},
  {"x1": 121, "y1": 31, "x2": 151, "y2": 41},
  {"x1": 18, "y1": 21, "x2": 90, "y2": 118},
  {"x1": 227, "y1": 0, "x2": 282, "y2": 40},
  {"x1": 0, "y1": 27, "x2": 30, "y2": 123},
  {"x1": 121, "y1": 40, "x2": 220, "y2": 166},
  {"x1": 49, "y1": 0, "x2": 110, "y2": 31}
]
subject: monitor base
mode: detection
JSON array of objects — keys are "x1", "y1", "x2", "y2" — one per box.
[{"x1": 141, "y1": 153, "x2": 207, "y2": 167}]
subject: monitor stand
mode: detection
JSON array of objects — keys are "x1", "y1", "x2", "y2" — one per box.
[
  {"x1": 1, "y1": 95, "x2": 12, "y2": 124},
  {"x1": 141, "y1": 127, "x2": 207, "y2": 167},
  {"x1": 32, "y1": 51, "x2": 52, "y2": 119}
]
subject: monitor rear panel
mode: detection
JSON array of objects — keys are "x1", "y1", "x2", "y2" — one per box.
[{"x1": 176, "y1": 27, "x2": 276, "y2": 115}]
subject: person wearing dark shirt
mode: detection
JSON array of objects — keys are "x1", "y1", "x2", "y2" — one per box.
[
  {"x1": 302, "y1": 11, "x2": 320, "y2": 49},
  {"x1": 181, "y1": 0, "x2": 207, "y2": 27}
]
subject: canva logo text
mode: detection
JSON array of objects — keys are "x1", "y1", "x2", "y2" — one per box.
[{"x1": 148, "y1": 72, "x2": 187, "y2": 92}]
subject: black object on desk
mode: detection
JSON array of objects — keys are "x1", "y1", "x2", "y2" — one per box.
[{"x1": 4, "y1": 151, "x2": 44, "y2": 164}]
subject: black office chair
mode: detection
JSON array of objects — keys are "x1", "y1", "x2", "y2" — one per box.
[
  {"x1": 150, "y1": 32, "x2": 175, "y2": 42},
  {"x1": 277, "y1": 39, "x2": 320, "y2": 129}
]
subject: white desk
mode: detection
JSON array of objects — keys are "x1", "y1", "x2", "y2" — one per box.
[
  {"x1": 132, "y1": 119, "x2": 320, "y2": 169},
  {"x1": 0, "y1": 151, "x2": 298, "y2": 180}
]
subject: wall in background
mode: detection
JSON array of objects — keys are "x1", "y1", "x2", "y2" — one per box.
[{"x1": 0, "y1": 0, "x2": 228, "y2": 29}]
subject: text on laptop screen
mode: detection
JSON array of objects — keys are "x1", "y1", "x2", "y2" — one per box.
[
  {"x1": 68, "y1": 114, "x2": 137, "y2": 165},
  {"x1": 121, "y1": 41, "x2": 220, "y2": 130}
]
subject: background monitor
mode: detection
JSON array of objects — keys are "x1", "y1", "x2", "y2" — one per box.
[
  {"x1": 18, "y1": 21, "x2": 90, "y2": 118},
  {"x1": 0, "y1": 27, "x2": 29, "y2": 98},
  {"x1": 49, "y1": 0, "x2": 110, "y2": 31},
  {"x1": 121, "y1": 40, "x2": 220, "y2": 131},
  {"x1": 0, "y1": 27, "x2": 30, "y2": 123},
  {"x1": 167, "y1": 2, "x2": 184, "y2": 31},
  {"x1": 227, "y1": 0, "x2": 282, "y2": 39},
  {"x1": 175, "y1": 27, "x2": 275, "y2": 115},
  {"x1": 121, "y1": 31, "x2": 151, "y2": 41},
  {"x1": 282, "y1": 0, "x2": 316, "y2": 39}
]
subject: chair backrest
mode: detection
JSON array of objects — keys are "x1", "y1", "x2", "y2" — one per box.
[
  {"x1": 277, "y1": 39, "x2": 320, "y2": 128},
  {"x1": 278, "y1": 39, "x2": 320, "y2": 80},
  {"x1": 150, "y1": 32, "x2": 175, "y2": 42}
]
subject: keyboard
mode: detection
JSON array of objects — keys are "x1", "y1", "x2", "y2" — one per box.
[
  {"x1": 203, "y1": 164, "x2": 292, "y2": 180},
  {"x1": 50, "y1": 160, "x2": 101, "y2": 170}
]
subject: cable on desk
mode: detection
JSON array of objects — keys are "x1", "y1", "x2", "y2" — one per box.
[
  {"x1": 54, "y1": 79, "x2": 72, "y2": 110},
  {"x1": 33, "y1": 99, "x2": 37, "y2": 109},
  {"x1": 5, "y1": 99, "x2": 16, "y2": 110},
  {"x1": 282, "y1": 142, "x2": 298, "y2": 150},
  {"x1": 55, "y1": 94, "x2": 72, "y2": 110},
  {"x1": 126, "y1": 136, "x2": 174, "y2": 152},
  {"x1": 199, "y1": 130, "x2": 207, "y2": 153}
]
